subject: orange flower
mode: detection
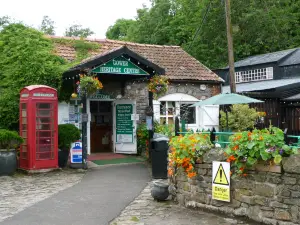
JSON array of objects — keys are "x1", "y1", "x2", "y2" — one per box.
[
  {"x1": 168, "y1": 169, "x2": 174, "y2": 176},
  {"x1": 227, "y1": 155, "x2": 236, "y2": 162},
  {"x1": 259, "y1": 136, "x2": 263, "y2": 141},
  {"x1": 247, "y1": 132, "x2": 252, "y2": 137},
  {"x1": 186, "y1": 164, "x2": 193, "y2": 172},
  {"x1": 239, "y1": 167, "x2": 244, "y2": 171},
  {"x1": 232, "y1": 145, "x2": 239, "y2": 151},
  {"x1": 242, "y1": 173, "x2": 247, "y2": 177},
  {"x1": 187, "y1": 172, "x2": 197, "y2": 178}
]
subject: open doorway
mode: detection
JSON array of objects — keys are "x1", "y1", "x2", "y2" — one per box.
[{"x1": 90, "y1": 101, "x2": 113, "y2": 153}]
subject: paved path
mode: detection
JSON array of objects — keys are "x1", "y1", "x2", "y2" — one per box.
[
  {"x1": 0, "y1": 169, "x2": 85, "y2": 222},
  {"x1": 111, "y1": 182, "x2": 256, "y2": 225},
  {"x1": 1, "y1": 163, "x2": 150, "y2": 225}
]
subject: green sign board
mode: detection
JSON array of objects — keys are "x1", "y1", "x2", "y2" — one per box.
[
  {"x1": 116, "y1": 104, "x2": 133, "y2": 143},
  {"x1": 92, "y1": 56, "x2": 149, "y2": 75}
]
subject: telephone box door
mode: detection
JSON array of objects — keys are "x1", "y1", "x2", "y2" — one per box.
[{"x1": 35, "y1": 102, "x2": 57, "y2": 168}]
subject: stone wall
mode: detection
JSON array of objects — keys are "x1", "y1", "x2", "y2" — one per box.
[
  {"x1": 170, "y1": 149, "x2": 300, "y2": 225},
  {"x1": 124, "y1": 81, "x2": 221, "y2": 122}
]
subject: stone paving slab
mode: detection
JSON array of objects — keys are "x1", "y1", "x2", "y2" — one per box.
[
  {"x1": 110, "y1": 182, "x2": 256, "y2": 225},
  {"x1": 0, "y1": 169, "x2": 85, "y2": 222}
]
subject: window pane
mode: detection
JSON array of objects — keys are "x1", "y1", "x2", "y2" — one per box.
[
  {"x1": 22, "y1": 131, "x2": 27, "y2": 138},
  {"x1": 37, "y1": 131, "x2": 51, "y2": 137},
  {"x1": 180, "y1": 104, "x2": 196, "y2": 124},
  {"x1": 37, "y1": 110, "x2": 52, "y2": 117},
  {"x1": 22, "y1": 110, "x2": 27, "y2": 117},
  {"x1": 22, "y1": 103, "x2": 27, "y2": 110},
  {"x1": 22, "y1": 124, "x2": 27, "y2": 130},
  {"x1": 22, "y1": 117, "x2": 27, "y2": 124},
  {"x1": 36, "y1": 117, "x2": 51, "y2": 123},
  {"x1": 37, "y1": 103, "x2": 52, "y2": 109},
  {"x1": 167, "y1": 102, "x2": 175, "y2": 115},
  {"x1": 160, "y1": 102, "x2": 166, "y2": 115},
  {"x1": 160, "y1": 117, "x2": 166, "y2": 125}
]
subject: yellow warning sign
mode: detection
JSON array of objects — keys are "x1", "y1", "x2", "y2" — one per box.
[
  {"x1": 213, "y1": 164, "x2": 229, "y2": 185},
  {"x1": 212, "y1": 162, "x2": 230, "y2": 202},
  {"x1": 212, "y1": 185, "x2": 230, "y2": 202}
]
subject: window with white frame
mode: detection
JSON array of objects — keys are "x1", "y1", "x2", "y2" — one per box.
[
  {"x1": 155, "y1": 93, "x2": 199, "y2": 125},
  {"x1": 235, "y1": 67, "x2": 273, "y2": 83},
  {"x1": 159, "y1": 101, "x2": 196, "y2": 125}
]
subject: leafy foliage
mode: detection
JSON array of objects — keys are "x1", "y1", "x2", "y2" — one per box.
[
  {"x1": 58, "y1": 124, "x2": 81, "y2": 151},
  {"x1": 137, "y1": 123, "x2": 149, "y2": 157},
  {"x1": 0, "y1": 24, "x2": 67, "y2": 129},
  {"x1": 106, "y1": 19, "x2": 136, "y2": 40},
  {"x1": 0, "y1": 16, "x2": 11, "y2": 29},
  {"x1": 106, "y1": 0, "x2": 300, "y2": 69},
  {"x1": 0, "y1": 129, "x2": 23, "y2": 150},
  {"x1": 225, "y1": 127, "x2": 298, "y2": 177},
  {"x1": 220, "y1": 104, "x2": 259, "y2": 131},
  {"x1": 168, "y1": 133, "x2": 212, "y2": 178},
  {"x1": 154, "y1": 122, "x2": 175, "y2": 138},
  {"x1": 64, "y1": 24, "x2": 94, "y2": 38},
  {"x1": 51, "y1": 37, "x2": 101, "y2": 60},
  {"x1": 40, "y1": 16, "x2": 55, "y2": 35}
]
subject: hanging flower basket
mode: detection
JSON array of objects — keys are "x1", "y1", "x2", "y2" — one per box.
[
  {"x1": 148, "y1": 75, "x2": 169, "y2": 100},
  {"x1": 73, "y1": 74, "x2": 103, "y2": 97}
]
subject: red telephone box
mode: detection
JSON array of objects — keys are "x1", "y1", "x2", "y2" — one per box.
[{"x1": 19, "y1": 85, "x2": 58, "y2": 170}]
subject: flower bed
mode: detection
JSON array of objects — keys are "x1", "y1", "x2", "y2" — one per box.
[
  {"x1": 168, "y1": 133, "x2": 212, "y2": 178},
  {"x1": 225, "y1": 126, "x2": 298, "y2": 177}
]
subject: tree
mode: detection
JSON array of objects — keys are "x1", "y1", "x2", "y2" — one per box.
[
  {"x1": 0, "y1": 16, "x2": 11, "y2": 29},
  {"x1": 106, "y1": 0, "x2": 300, "y2": 69},
  {"x1": 64, "y1": 24, "x2": 94, "y2": 38},
  {"x1": 40, "y1": 15, "x2": 55, "y2": 35},
  {"x1": 0, "y1": 24, "x2": 67, "y2": 129},
  {"x1": 106, "y1": 19, "x2": 136, "y2": 40}
]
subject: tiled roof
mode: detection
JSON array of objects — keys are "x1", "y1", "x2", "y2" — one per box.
[{"x1": 49, "y1": 36, "x2": 222, "y2": 82}]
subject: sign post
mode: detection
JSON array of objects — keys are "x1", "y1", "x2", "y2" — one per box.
[
  {"x1": 212, "y1": 161, "x2": 231, "y2": 202},
  {"x1": 116, "y1": 104, "x2": 133, "y2": 143}
]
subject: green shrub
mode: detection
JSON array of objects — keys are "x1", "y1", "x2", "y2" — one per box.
[
  {"x1": 137, "y1": 123, "x2": 149, "y2": 157},
  {"x1": 58, "y1": 124, "x2": 81, "y2": 151},
  {"x1": 154, "y1": 122, "x2": 175, "y2": 138},
  {"x1": 0, "y1": 129, "x2": 23, "y2": 150},
  {"x1": 220, "y1": 104, "x2": 259, "y2": 131}
]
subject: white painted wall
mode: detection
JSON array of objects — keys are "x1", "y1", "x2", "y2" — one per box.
[{"x1": 153, "y1": 93, "x2": 220, "y2": 131}]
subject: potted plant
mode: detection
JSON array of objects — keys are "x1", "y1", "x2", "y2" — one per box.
[
  {"x1": 58, "y1": 124, "x2": 81, "y2": 168},
  {"x1": 148, "y1": 75, "x2": 169, "y2": 100},
  {"x1": 225, "y1": 126, "x2": 298, "y2": 177},
  {"x1": 73, "y1": 74, "x2": 103, "y2": 98},
  {"x1": 0, "y1": 129, "x2": 23, "y2": 176}
]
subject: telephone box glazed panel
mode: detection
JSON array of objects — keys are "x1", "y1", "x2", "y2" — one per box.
[{"x1": 19, "y1": 85, "x2": 58, "y2": 170}]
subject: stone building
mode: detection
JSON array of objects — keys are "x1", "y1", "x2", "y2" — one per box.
[{"x1": 54, "y1": 37, "x2": 223, "y2": 154}]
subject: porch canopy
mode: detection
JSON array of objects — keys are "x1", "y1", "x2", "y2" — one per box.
[{"x1": 62, "y1": 46, "x2": 165, "y2": 80}]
